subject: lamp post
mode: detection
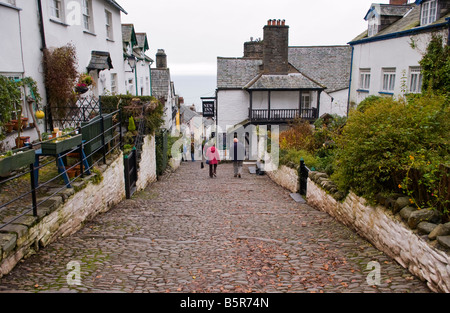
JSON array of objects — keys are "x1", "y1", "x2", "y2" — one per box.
[{"x1": 127, "y1": 55, "x2": 138, "y2": 96}]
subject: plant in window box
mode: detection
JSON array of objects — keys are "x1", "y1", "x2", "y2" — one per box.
[
  {"x1": 0, "y1": 148, "x2": 36, "y2": 177},
  {"x1": 41, "y1": 132, "x2": 82, "y2": 154}
]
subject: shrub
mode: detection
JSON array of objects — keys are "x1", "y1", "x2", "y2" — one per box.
[
  {"x1": 279, "y1": 148, "x2": 319, "y2": 169},
  {"x1": 279, "y1": 118, "x2": 315, "y2": 152},
  {"x1": 332, "y1": 95, "x2": 450, "y2": 217}
]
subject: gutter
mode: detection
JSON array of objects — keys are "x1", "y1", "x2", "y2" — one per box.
[
  {"x1": 347, "y1": 45, "x2": 354, "y2": 117},
  {"x1": 348, "y1": 21, "x2": 449, "y2": 46}
]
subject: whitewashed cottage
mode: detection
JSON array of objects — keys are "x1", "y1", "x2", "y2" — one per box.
[
  {"x1": 122, "y1": 24, "x2": 153, "y2": 96},
  {"x1": 348, "y1": 0, "x2": 450, "y2": 106},
  {"x1": 0, "y1": 0, "x2": 127, "y2": 148},
  {"x1": 216, "y1": 20, "x2": 352, "y2": 134}
]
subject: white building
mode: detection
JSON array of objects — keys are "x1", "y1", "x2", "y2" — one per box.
[
  {"x1": 122, "y1": 24, "x2": 153, "y2": 96},
  {"x1": 216, "y1": 20, "x2": 352, "y2": 135},
  {"x1": 348, "y1": 0, "x2": 450, "y2": 107},
  {"x1": 0, "y1": 0, "x2": 127, "y2": 148}
]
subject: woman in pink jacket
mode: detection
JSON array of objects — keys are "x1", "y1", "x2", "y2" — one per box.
[{"x1": 206, "y1": 144, "x2": 220, "y2": 178}]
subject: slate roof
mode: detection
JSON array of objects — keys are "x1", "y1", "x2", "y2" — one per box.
[
  {"x1": 87, "y1": 51, "x2": 113, "y2": 71},
  {"x1": 364, "y1": 3, "x2": 414, "y2": 20},
  {"x1": 288, "y1": 46, "x2": 352, "y2": 93},
  {"x1": 217, "y1": 58, "x2": 262, "y2": 89},
  {"x1": 245, "y1": 73, "x2": 324, "y2": 90},
  {"x1": 104, "y1": 0, "x2": 127, "y2": 14},
  {"x1": 122, "y1": 24, "x2": 137, "y2": 45},
  {"x1": 351, "y1": 3, "x2": 450, "y2": 44},
  {"x1": 217, "y1": 46, "x2": 351, "y2": 93}
]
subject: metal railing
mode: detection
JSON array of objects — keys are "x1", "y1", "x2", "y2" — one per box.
[
  {"x1": 0, "y1": 108, "x2": 122, "y2": 231},
  {"x1": 250, "y1": 108, "x2": 318, "y2": 122}
]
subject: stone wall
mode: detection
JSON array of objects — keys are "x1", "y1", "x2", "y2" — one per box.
[
  {"x1": 0, "y1": 152, "x2": 125, "y2": 278},
  {"x1": 307, "y1": 178, "x2": 450, "y2": 293},
  {"x1": 265, "y1": 165, "x2": 298, "y2": 193},
  {"x1": 136, "y1": 135, "x2": 157, "y2": 192}
]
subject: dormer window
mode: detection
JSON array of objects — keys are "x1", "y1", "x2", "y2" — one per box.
[{"x1": 421, "y1": 0, "x2": 437, "y2": 25}]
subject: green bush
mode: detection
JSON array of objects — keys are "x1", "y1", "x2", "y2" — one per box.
[
  {"x1": 279, "y1": 148, "x2": 319, "y2": 169},
  {"x1": 332, "y1": 95, "x2": 450, "y2": 215}
]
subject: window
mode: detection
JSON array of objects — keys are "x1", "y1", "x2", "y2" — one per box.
[
  {"x1": 105, "y1": 10, "x2": 113, "y2": 39},
  {"x1": 409, "y1": 67, "x2": 423, "y2": 94},
  {"x1": 359, "y1": 69, "x2": 371, "y2": 90},
  {"x1": 110, "y1": 73, "x2": 117, "y2": 94},
  {"x1": 50, "y1": 0, "x2": 62, "y2": 20},
  {"x1": 301, "y1": 92, "x2": 311, "y2": 109},
  {"x1": 421, "y1": 0, "x2": 437, "y2": 25},
  {"x1": 382, "y1": 68, "x2": 396, "y2": 93},
  {"x1": 82, "y1": 0, "x2": 92, "y2": 31}
]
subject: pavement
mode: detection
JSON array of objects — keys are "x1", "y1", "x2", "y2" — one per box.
[{"x1": 0, "y1": 161, "x2": 430, "y2": 293}]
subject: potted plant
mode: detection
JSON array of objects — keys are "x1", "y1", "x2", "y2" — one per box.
[
  {"x1": 0, "y1": 75, "x2": 21, "y2": 140},
  {"x1": 75, "y1": 73, "x2": 94, "y2": 94},
  {"x1": 0, "y1": 148, "x2": 36, "y2": 176},
  {"x1": 41, "y1": 132, "x2": 82, "y2": 154}
]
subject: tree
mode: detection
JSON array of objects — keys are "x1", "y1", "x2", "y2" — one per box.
[{"x1": 419, "y1": 34, "x2": 450, "y2": 96}]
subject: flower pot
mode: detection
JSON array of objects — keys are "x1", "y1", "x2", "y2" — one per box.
[
  {"x1": 11, "y1": 120, "x2": 19, "y2": 131},
  {"x1": 4, "y1": 122, "x2": 14, "y2": 133},
  {"x1": 75, "y1": 86, "x2": 89, "y2": 94},
  {"x1": 21, "y1": 117, "x2": 28, "y2": 128},
  {"x1": 15, "y1": 136, "x2": 30, "y2": 148}
]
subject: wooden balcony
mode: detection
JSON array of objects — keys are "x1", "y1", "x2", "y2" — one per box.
[{"x1": 249, "y1": 108, "x2": 318, "y2": 123}]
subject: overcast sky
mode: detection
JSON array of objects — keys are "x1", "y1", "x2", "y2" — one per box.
[{"x1": 119, "y1": 0, "x2": 387, "y2": 76}]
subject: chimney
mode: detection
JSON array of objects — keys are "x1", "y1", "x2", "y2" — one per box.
[
  {"x1": 389, "y1": 0, "x2": 408, "y2": 4},
  {"x1": 263, "y1": 19, "x2": 289, "y2": 74},
  {"x1": 156, "y1": 49, "x2": 167, "y2": 69},
  {"x1": 244, "y1": 39, "x2": 263, "y2": 58}
]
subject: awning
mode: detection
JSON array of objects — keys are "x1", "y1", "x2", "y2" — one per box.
[{"x1": 87, "y1": 51, "x2": 113, "y2": 71}]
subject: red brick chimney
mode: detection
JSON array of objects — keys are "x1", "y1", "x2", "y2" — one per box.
[{"x1": 389, "y1": 0, "x2": 408, "y2": 5}]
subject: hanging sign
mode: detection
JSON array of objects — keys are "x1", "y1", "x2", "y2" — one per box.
[{"x1": 202, "y1": 101, "x2": 215, "y2": 117}]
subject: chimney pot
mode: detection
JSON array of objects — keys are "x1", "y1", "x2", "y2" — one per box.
[
  {"x1": 281, "y1": 19, "x2": 285, "y2": 26},
  {"x1": 277, "y1": 19, "x2": 281, "y2": 26}
]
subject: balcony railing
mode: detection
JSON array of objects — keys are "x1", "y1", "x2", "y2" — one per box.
[{"x1": 249, "y1": 108, "x2": 318, "y2": 123}]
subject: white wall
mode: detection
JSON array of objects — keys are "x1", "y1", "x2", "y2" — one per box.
[
  {"x1": 41, "y1": 0, "x2": 126, "y2": 96},
  {"x1": 217, "y1": 89, "x2": 249, "y2": 131},
  {"x1": 349, "y1": 30, "x2": 447, "y2": 106},
  {"x1": 319, "y1": 89, "x2": 348, "y2": 117}
]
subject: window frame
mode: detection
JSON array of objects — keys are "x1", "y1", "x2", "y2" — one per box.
[
  {"x1": 421, "y1": 0, "x2": 437, "y2": 26},
  {"x1": 105, "y1": 9, "x2": 113, "y2": 40},
  {"x1": 50, "y1": 0, "x2": 63, "y2": 21},
  {"x1": 409, "y1": 67, "x2": 423, "y2": 94},
  {"x1": 82, "y1": 0, "x2": 93, "y2": 31},
  {"x1": 359, "y1": 69, "x2": 371, "y2": 91},
  {"x1": 381, "y1": 68, "x2": 396, "y2": 93}
]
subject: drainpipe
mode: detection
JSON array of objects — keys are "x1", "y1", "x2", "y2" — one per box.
[
  {"x1": 37, "y1": 0, "x2": 53, "y2": 132},
  {"x1": 346, "y1": 45, "x2": 355, "y2": 118},
  {"x1": 446, "y1": 17, "x2": 450, "y2": 45},
  {"x1": 134, "y1": 61, "x2": 138, "y2": 96},
  {"x1": 148, "y1": 63, "x2": 153, "y2": 96}
]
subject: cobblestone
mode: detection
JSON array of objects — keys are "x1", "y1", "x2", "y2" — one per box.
[{"x1": 0, "y1": 162, "x2": 430, "y2": 293}]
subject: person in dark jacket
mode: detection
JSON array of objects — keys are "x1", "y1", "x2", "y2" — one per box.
[{"x1": 231, "y1": 138, "x2": 245, "y2": 178}]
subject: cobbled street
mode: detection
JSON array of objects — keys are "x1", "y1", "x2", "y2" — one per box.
[{"x1": 0, "y1": 162, "x2": 430, "y2": 293}]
